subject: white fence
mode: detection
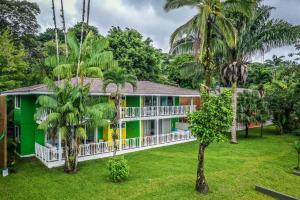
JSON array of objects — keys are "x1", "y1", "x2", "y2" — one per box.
[
  {"x1": 121, "y1": 105, "x2": 196, "y2": 119},
  {"x1": 35, "y1": 131, "x2": 195, "y2": 167}
]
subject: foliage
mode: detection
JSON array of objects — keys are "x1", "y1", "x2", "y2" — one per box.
[
  {"x1": 0, "y1": 0, "x2": 40, "y2": 36},
  {"x1": 246, "y1": 63, "x2": 273, "y2": 88},
  {"x1": 189, "y1": 89, "x2": 233, "y2": 145},
  {"x1": 103, "y1": 66, "x2": 137, "y2": 155},
  {"x1": 107, "y1": 156, "x2": 130, "y2": 182},
  {"x1": 264, "y1": 80, "x2": 300, "y2": 134},
  {"x1": 38, "y1": 28, "x2": 65, "y2": 43},
  {"x1": 0, "y1": 31, "x2": 28, "y2": 92},
  {"x1": 107, "y1": 27, "x2": 163, "y2": 82},
  {"x1": 68, "y1": 22, "x2": 99, "y2": 41},
  {"x1": 7, "y1": 138, "x2": 17, "y2": 173}
]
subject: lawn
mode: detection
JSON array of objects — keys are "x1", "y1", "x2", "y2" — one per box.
[{"x1": 0, "y1": 126, "x2": 299, "y2": 200}]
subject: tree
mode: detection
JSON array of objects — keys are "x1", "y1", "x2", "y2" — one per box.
[
  {"x1": 256, "y1": 97, "x2": 269, "y2": 137},
  {"x1": 68, "y1": 22, "x2": 98, "y2": 41},
  {"x1": 35, "y1": 79, "x2": 111, "y2": 172},
  {"x1": 220, "y1": 4, "x2": 300, "y2": 143},
  {"x1": 237, "y1": 91, "x2": 261, "y2": 137},
  {"x1": 188, "y1": 89, "x2": 233, "y2": 193},
  {"x1": 265, "y1": 55, "x2": 285, "y2": 80},
  {"x1": 51, "y1": 0, "x2": 60, "y2": 64},
  {"x1": 0, "y1": 31, "x2": 28, "y2": 92},
  {"x1": 107, "y1": 27, "x2": 163, "y2": 81},
  {"x1": 294, "y1": 140, "x2": 300, "y2": 170},
  {"x1": 77, "y1": 0, "x2": 86, "y2": 79},
  {"x1": 86, "y1": 0, "x2": 91, "y2": 25},
  {"x1": 0, "y1": 0, "x2": 40, "y2": 37},
  {"x1": 60, "y1": 0, "x2": 68, "y2": 56},
  {"x1": 246, "y1": 63, "x2": 273, "y2": 88},
  {"x1": 103, "y1": 67, "x2": 137, "y2": 156}
]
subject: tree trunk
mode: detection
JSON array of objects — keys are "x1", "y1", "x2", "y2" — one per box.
[
  {"x1": 245, "y1": 124, "x2": 249, "y2": 138},
  {"x1": 195, "y1": 143, "x2": 209, "y2": 193},
  {"x1": 112, "y1": 89, "x2": 121, "y2": 156},
  {"x1": 86, "y1": 0, "x2": 91, "y2": 25},
  {"x1": 260, "y1": 123, "x2": 263, "y2": 137},
  {"x1": 51, "y1": 0, "x2": 59, "y2": 65},
  {"x1": 231, "y1": 83, "x2": 238, "y2": 144},
  {"x1": 76, "y1": 0, "x2": 86, "y2": 81},
  {"x1": 64, "y1": 127, "x2": 78, "y2": 173},
  {"x1": 60, "y1": 0, "x2": 68, "y2": 57}
]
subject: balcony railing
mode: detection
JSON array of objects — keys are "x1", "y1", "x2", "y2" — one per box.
[
  {"x1": 121, "y1": 105, "x2": 196, "y2": 119},
  {"x1": 35, "y1": 131, "x2": 195, "y2": 168}
]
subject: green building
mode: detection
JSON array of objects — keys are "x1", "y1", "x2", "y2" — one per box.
[{"x1": 2, "y1": 78, "x2": 200, "y2": 168}]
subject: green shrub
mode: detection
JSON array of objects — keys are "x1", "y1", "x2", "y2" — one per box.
[{"x1": 107, "y1": 156, "x2": 129, "y2": 182}]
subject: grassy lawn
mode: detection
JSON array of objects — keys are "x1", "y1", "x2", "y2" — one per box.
[{"x1": 1, "y1": 126, "x2": 299, "y2": 200}]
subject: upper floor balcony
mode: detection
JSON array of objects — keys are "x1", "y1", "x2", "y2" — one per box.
[{"x1": 120, "y1": 105, "x2": 196, "y2": 121}]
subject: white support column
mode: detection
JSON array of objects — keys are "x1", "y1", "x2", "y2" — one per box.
[
  {"x1": 156, "y1": 119, "x2": 159, "y2": 144},
  {"x1": 94, "y1": 128, "x2": 98, "y2": 142},
  {"x1": 139, "y1": 120, "x2": 142, "y2": 147},
  {"x1": 119, "y1": 120, "x2": 122, "y2": 151},
  {"x1": 58, "y1": 130, "x2": 62, "y2": 161}
]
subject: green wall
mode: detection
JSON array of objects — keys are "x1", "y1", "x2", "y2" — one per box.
[
  {"x1": 126, "y1": 96, "x2": 140, "y2": 107},
  {"x1": 171, "y1": 97, "x2": 180, "y2": 131},
  {"x1": 126, "y1": 121, "x2": 140, "y2": 138},
  {"x1": 98, "y1": 127, "x2": 103, "y2": 140},
  {"x1": 13, "y1": 95, "x2": 45, "y2": 156}
]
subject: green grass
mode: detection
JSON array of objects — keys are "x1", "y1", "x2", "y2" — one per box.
[{"x1": 1, "y1": 126, "x2": 299, "y2": 200}]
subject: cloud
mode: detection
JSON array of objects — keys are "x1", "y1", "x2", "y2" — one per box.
[{"x1": 29, "y1": 0, "x2": 299, "y2": 60}]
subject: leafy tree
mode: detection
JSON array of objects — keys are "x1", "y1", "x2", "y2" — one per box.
[
  {"x1": 256, "y1": 97, "x2": 269, "y2": 137},
  {"x1": 38, "y1": 28, "x2": 65, "y2": 43},
  {"x1": 68, "y1": 22, "x2": 98, "y2": 41},
  {"x1": 246, "y1": 63, "x2": 273, "y2": 88},
  {"x1": 0, "y1": 0, "x2": 40, "y2": 37},
  {"x1": 0, "y1": 31, "x2": 28, "y2": 92},
  {"x1": 107, "y1": 27, "x2": 163, "y2": 81},
  {"x1": 188, "y1": 89, "x2": 233, "y2": 193},
  {"x1": 237, "y1": 91, "x2": 261, "y2": 138},
  {"x1": 103, "y1": 67, "x2": 137, "y2": 156},
  {"x1": 265, "y1": 55, "x2": 286, "y2": 80},
  {"x1": 35, "y1": 79, "x2": 111, "y2": 172}
]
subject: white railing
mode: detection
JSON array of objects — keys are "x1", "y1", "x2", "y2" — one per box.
[
  {"x1": 35, "y1": 131, "x2": 195, "y2": 166},
  {"x1": 121, "y1": 105, "x2": 196, "y2": 119}
]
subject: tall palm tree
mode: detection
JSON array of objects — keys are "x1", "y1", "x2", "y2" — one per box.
[
  {"x1": 51, "y1": 0, "x2": 59, "y2": 64},
  {"x1": 86, "y1": 0, "x2": 91, "y2": 25},
  {"x1": 77, "y1": 0, "x2": 86, "y2": 80},
  {"x1": 103, "y1": 67, "x2": 137, "y2": 156},
  {"x1": 35, "y1": 79, "x2": 111, "y2": 172},
  {"x1": 60, "y1": 0, "x2": 68, "y2": 56},
  {"x1": 220, "y1": 5, "x2": 300, "y2": 143},
  {"x1": 164, "y1": 0, "x2": 253, "y2": 88}
]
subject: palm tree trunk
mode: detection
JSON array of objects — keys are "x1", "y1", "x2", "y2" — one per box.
[
  {"x1": 195, "y1": 143, "x2": 209, "y2": 193},
  {"x1": 51, "y1": 0, "x2": 59, "y2": 64},
  {"x1": 60, "y1": 0, "x2": 68, "y2": 57},
  {"x1": 76, "y1": 0, "x2": 86, "y2": 81},
  {"x1": 64, "y1": 127, "x2": 78, "y2": 173},
  {"x1": 112, "y1": 89, "x2": 121, "y2": 156},
  {"x1": 231, "y1": 83, "x2": 238, "y2": 144},
  {"x1": 86, "y1": 0, "x2": 91, "y2": 25}
]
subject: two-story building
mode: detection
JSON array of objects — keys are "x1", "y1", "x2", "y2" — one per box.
[{"x1": 1, "y1": 78, "x2": 200, "y2": 168}]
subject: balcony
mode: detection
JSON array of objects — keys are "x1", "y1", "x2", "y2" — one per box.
[
  {"x1": 120, "y1": 105, "x2": 196, "y2": 121},
  {"x1": 35, "y1": 131, "x2": 196, "y2": 168}
]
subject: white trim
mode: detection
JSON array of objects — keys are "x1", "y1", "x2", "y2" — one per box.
[
  {"x1": 14, "y1": 95, "x2": 21, "y2": 109},
  {"x1": 16, "y1": 152, "x2": 35, "y2": 158}
]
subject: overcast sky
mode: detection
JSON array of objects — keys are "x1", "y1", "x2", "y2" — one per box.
[{"x1": 29, "y1": 0, "x2": 300, "y2": 62}]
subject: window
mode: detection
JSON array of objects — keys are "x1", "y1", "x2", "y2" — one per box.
[
  {"x1": 15, "y1": 95, "x2": 21, "y2": 108},
  {"x1": 14, "y1": 126, "x2": 20, "y2": 143}
]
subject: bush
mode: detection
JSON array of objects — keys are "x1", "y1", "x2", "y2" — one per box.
[{"x1": 107, "y1": 156, "x2": 129, "y2": 182}]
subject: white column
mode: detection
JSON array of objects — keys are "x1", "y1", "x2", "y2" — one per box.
[
  {"x1": 156, "y1": 119, "x2": 159, "y2": 144},
  {"x1": 119, "y1": 120, "x2": 122, "y2": 151},
  {"x1": 139, "y1": 120, "x2": 142, "y2": 147},
  {"x1": 94, "y1": 128, "x2": 98, "y2": 142},
  {"x1": 156, "y1": 96, "x2": 159, "y2": 116},
  {"x1": 58, "y1": 130, "x2": 62, "y2": 161}
]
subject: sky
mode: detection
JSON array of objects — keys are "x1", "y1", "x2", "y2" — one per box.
[{"x1": 29, "y1": 0, "x2": 300, "y2": 62}]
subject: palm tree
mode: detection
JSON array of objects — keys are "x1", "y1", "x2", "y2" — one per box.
[
  {"x1": 35, "y1": 79, "x2": 111, "y2": 172},
  {"x1": 164, "y1": 0, "x2": 243, "y2": 88},
  {"x1": 220, "y1": 4, "x2": 300, "y2": 144},
  {"x1": 51, "y1": 0, "x2": 59, "y2": 64},
  {"x1": 265, "y1": 55, "x2": 285, "y2": 80},
  {"x1": 237, "y1": 91, "x2": 260, "y2": 138},
  {"x1": 86, "y1": 0, "x2": 91, "y2": 25},
  {"x1": 77, "y1": 0, "x2": 86, "y2": 80},
  {"x1": 51, "y1": 31, "x2": 115, "y2": 84},
  {"x1": 60, "y1": 0, "x2": 68, "y2": 56},
  {"x1": 103, "y1": 67, "x2": 137, "y2": 156}
]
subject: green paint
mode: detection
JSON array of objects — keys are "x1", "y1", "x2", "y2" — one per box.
[
  {"x1": 171, "y1": 118, "x2": 179, "y2": 131},
  {"x1": 98, "y1": 127, "x2": 103, "y2": 140},
  {"x1": 13, "y1": 95, "x2": 45, "y2": 156},
  {"x1": 126, "y1": 96, "x2": 140, "y2": 107},
  {"x1": 175, "y1": 96, "x2": 179, "y2": 106},
  {"x1": 160, "y1": 96, "x2": 167, "y2": 106},
  {"x1": 126, "y1": 121, "x2": 140, "y2": 138}
]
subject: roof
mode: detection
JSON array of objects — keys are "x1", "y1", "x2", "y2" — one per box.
[{"x1": 1, "y1": 78, "x2": 200, "y2": 97}]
